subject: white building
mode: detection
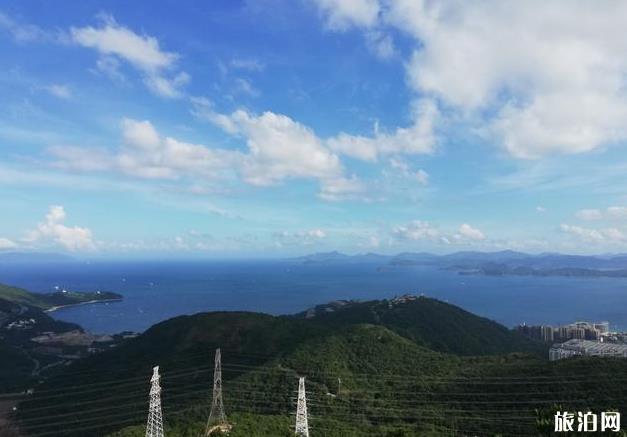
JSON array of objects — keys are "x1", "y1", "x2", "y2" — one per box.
[{"x1": 549, "y1": 339, "x2": 627, "y2": 361}]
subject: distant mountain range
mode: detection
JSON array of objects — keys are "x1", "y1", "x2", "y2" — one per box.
[{"x1": 291, "y1": 250, "x2": 627, "y2": 278}]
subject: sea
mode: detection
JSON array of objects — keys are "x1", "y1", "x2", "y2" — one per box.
[{"x1": 2, "y1": 259, "x2": 627, "y2": 334}]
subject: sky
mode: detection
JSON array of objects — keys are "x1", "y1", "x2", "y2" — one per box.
[{"x1": 2, "y1": 0, "x2": 627, "y2": 257}]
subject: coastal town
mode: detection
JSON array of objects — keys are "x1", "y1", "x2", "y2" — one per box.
[{"x1": 516, "y1": 321, "x2": 627, "y2": 360}]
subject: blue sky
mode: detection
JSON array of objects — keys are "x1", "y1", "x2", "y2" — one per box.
[{"x1": 2, "y1": 0, "x2": 627, "y2": 257}]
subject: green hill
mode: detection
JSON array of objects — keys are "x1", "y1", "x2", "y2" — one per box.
[
  {"x1": 12, "y1": 297, "x2": 627, "y2": 437},
  {"x1": 0, "y1": 283, "x2": 122, "y2": 311},
  {"x1": 297, "y1": 296, "x2": 544, "y2": 356},
  {"x1": 0, "y1": 282, "x2": 118, "y2": 393}
]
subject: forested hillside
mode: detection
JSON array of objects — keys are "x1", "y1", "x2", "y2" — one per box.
[{"x1": 11, "y1": 297, "x2": 627, "y2": 436}]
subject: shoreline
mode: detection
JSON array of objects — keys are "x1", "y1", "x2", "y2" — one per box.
[{"x1": 44, "y1": 298, "x2": 123, "y2": 313}]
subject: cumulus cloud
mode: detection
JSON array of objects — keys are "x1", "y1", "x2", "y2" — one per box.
[
  {"x1": 70, "y1": 15, "x2": 189, "y2": 98},
  {"x1": 392, "y1": 220, "x2": 442, "y2": 242},
  {"x1": 573, "y1": 206, "x2": 627, "y2": 221},
  {"x1": 607, "y1": 206, "x2": 627, "y2": 219},
  {"x1": 457, "y1": 223, "x2": 486, "y2": 241},
  {"x1": 393, "y1": 220, "x2": 487, "y2": 245},
  {"x1": 50, "y1": 118, "x2": 240, "y2": 181},
  {"x1": 232, "y1": 77, "x2": 260, "y2": 97},
  {"x1": 327, "y1": 99, "x2": 438, "y2": 161},
  {"x1": 318, "y1": 176, "x2": 365, "y2": 201},
  {"x1": 560, "y1": 223, "x2": 626, "y2": 244},
  {"x1": 24, "y1": 206, "x2": 95, "y2": 251},
  {"x1": 220, "y1": 109, "x2": 343, "y2": 185},
  {"x1": 311, "y1": 0, "x2": 627, "y2": 159},
  {"x1": 94, "y1": 56, "x2": 126, "y2": 82},
  {"x1": 575, "y1": 209, "x2": 603, "y2": 221},
  {"x1": 312, "y1": 0, "x2": 380, "y2": 30},
  {"x1": 274, "y1": 228, "x2": 327, "y2": 246},
  {"x1": 192, "y1": 99, "x2": 368, "y2": 200},
  {"x1": 365, "y1": 30, "x2": 396, "y2": 60},
  {"x1": 51, "y1": 111, "x2": 367, "y2": 201},
  {"x1": 0, "y1": 11, "x2": 49, "y2": 42},
  {"x1": 0, "y1": 238, "x2": 17, "y2": 250},
  {"x1": 44, "y1": 84, "x2": 72, "y2": 99},
  {"x1": 388, "y1": 157, "x2": 429, "y2": 186}
]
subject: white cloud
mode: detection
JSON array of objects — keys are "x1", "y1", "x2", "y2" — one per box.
[
  {"x1": 70, "y1": 15, "x2": 189, "y2": 98},
  {"x1": 607, "y1": 206, "x2": 627, "y2": 219},
  {"x1": 536, "y1": 206, "x2": 546, "y2": 213},
  {"x1": 319, "y1": 176, "x2": 365, "y2": 201},
  {"x1": 144, "y1": 72, "x2": 190, "y2": 99},
  {"x1": 327, "y1": 98, "x2": 438, "y2": 161},
  {"x1": 457, "y1": 223, "x2": 486, "y2": 241},
  {"x1": 414, "y1": 169, "x2": 429, "y2": 186},
  {"x1": 51, "y1": 111, "x2": 365, "y2": 201},
  {"x1": 192, "y1": 100, "x2": 367, "y2": 200},
  {"x1": 571, "y1": 206, "x2": 627, "y2": 221},
  {"x1": 575, "y1": 209, "x2": 603, "y2": 221},
  {"x1": 388, "y1": 157, "x2": 429, "y2": 185},
  {"x1": 312, "y1": 0, "x2": 380, "y2": 30},
  {"x1": 0, "y1": 238, "x2": 17, "y2": 250},
  {"x1": 44, "y1": 84, "x2": 72, "y2": 99},
  {"x1": 274, "y1": 228, "x2": 327, "y2": 246},
  {"x1": 312, "y1": 0, "x2": 627, "y2": 159},
  {"x1": 225, "y1": 109, "x2": 343, "y2": 186},
  {"x1": 0, "y1": 11, "x2": 48, "y2": 42},
  {"x1": 50, "y1": 118, "x2": 240, "y2": 181},
  {"x1": 232, "y1": 78, "x2": 260, "y2": 97},
  {"x1": 393, "y1": 220, "x2": 487, "y2": 245},
  {"x1": 121, "y1": 118, "x2": 160, "y2": 149},
  {"x1": 71, "y1": 15, "x2": 175, "y2": 71},
  {"x1": 94, "y1": 56, "x2": 126, "y2": 82},
  {"x1": 230, "y1": 58, "x2": 265, "y2": 72},
  {"x1": 365, "y1": 30, "x2": 396, "y2": 60},
  {"x1": 392, "y1": 220, "x2": 441, "y2": 242},
  {"x1": 560, "y1": 223, "x2": 626, "y2": 244},
  {"x1": 24, "y1": 205, "x2": 95, "y2": 251}
]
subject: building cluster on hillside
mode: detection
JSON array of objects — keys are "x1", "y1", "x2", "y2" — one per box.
[
  {"x1": 517, "y1": 320, "x2": 627, "y2": 361},
  {"x1": 5, "y1": 318, "x2": 36, "y2": 330},
  {"x1": 549, "y1": 339, "x2": 627, "y2": 361},
  {"x1": 516, "y1": 321, "x2": 610, "y2": 342}
]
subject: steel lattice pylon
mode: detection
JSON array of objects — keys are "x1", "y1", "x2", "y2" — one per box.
[
  {"x1": 295, "y1": 377, "x2": 310, "y2": 437},
  {"x1": 204, "y1": 348, "x2": 230, "y2": 435},
  {"x1": 146, "y1": 366, "x2": 164, "y2": 437}
]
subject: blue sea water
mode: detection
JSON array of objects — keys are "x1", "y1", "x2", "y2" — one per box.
[{"x1": 1, "y1": 260, "x2": 627, "y2": 334}]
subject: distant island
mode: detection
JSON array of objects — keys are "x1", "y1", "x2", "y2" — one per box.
[
  {"x1": 292, "y1": 250, "x2": 627, "y2": 279},
  {"x1": 454, "y1": 263, "x2": 627, "y2": 278}
]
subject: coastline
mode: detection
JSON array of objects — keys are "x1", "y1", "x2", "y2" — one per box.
[{"x1": 44, "y1": 298, "x2": 123, "y2": 313}]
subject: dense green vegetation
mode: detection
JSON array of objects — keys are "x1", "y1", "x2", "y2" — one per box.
[
  {"x1": 0, "y1": 283, "x2": 112, "y2": 393},
  {"x1": 0, "y1": 283, "x2": 122, "y2": 311},
  {"x1": 0, "y1": 339, "x2": 34, "y2": 392},
  {"x1": 298, "y1": 297, "x2": 545, "y2": 356},
  {"x1": 9, "y1": 296, "x2": 627, "y2": 436},
  {"x1": 0, "y1": 296, "x2": 82, "y2": 392}
]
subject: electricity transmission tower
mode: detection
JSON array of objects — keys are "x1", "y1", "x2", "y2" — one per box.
[
  {"x1": 146, "y1": 366, "x2": 164, "y2": 437},
  {"x1": 295, "y1": 377, "x2": 310, "y2": 437},
  {"x1": 204, "y1": 348, "x2": 231, "y2": 435}
]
